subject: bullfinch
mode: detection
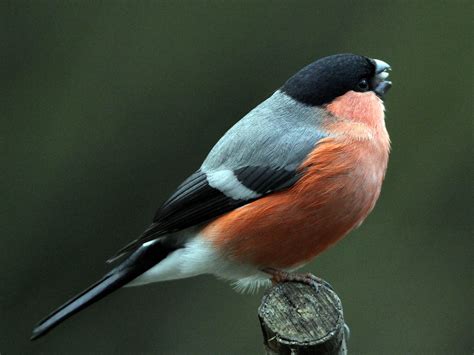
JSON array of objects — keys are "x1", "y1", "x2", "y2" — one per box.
[{"x1": 31, "y1": 53, "x2": 392, "y2": 340}]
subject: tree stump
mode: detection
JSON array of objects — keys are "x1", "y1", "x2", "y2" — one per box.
[{"x1": 258, "y1": 282, "x2": 347, "y2": 354}]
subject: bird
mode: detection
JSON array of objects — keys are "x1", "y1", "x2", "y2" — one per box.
[{"x1": 31, "y1": 53, "x2": 392, "y2": 340}]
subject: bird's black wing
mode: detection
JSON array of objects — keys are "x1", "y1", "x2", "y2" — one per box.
[{"x1": 110, "y1": 166, "x2": 300, "y2": 259}]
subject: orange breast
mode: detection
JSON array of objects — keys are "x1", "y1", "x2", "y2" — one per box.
[{"x1": 201, "y1": 133, "x2": 389, "y2": 269}]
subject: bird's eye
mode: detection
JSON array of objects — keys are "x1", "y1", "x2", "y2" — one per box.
[{"x1": 357, "y1": 79, "x2": 369, "y2": 91}]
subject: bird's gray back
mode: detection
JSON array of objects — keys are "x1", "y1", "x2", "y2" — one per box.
[{"x1": 202, "y1": 90, "x2": 328, "y2": 172}]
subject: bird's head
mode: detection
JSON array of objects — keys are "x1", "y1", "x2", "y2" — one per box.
[
  {"x1": 281, "y1": 53, "x2": 392, "y2": 106},
  {"x1": 281, "y1": 53, "x2": 392, "y2": 128}
]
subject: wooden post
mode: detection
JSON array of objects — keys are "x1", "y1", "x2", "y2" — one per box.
[{"x1": 258, "y1": 282, "x2": 348, "y2": 355}]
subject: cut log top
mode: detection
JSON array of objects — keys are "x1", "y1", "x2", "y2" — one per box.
[{"x1": 258, "y1": 282, "x2": 347, "y2": 355}]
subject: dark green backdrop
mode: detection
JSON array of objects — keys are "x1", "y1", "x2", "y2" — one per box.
[{"x1": 1, "y1": 1, "x2": 471, "y2": 354}]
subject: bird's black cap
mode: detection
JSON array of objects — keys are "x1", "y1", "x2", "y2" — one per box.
[{"x1": 281, "y1": 53, "x2": 377, "y2": 106}]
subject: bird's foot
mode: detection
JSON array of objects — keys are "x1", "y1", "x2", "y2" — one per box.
[{"x1": 262, "y1": 268, "x2": 333, "y2": 292}]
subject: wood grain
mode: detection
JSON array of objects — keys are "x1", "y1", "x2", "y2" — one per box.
[{"x1": 258, "y1": 282, "x2": 347, "y2": 354}]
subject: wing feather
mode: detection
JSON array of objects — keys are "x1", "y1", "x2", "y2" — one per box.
[{"x1": 111, "y1": 166, "x2": 299, "y2": 258}]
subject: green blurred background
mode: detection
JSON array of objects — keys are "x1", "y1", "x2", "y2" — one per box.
[{"x1": 1, "y1": 1, "x2": 471, "y2": 354}]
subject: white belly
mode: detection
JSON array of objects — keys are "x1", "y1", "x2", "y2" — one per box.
[{"x1": 126, "y1": 236, "x2": 270, "y2": 292}]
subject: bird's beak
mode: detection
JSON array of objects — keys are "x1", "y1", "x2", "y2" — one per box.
[{"x1": 372, "y1": 59, "x2": 392, "y2": 98}]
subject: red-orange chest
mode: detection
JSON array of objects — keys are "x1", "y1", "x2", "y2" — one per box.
[{"x1": 202, "y1": 135, "x2": 389, "y2": 269}]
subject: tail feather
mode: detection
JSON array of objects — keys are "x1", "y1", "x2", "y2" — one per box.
[
  {"x1": 31, "y1": 240, "x2": 172, "y2": 340},
  {"x1": 31, "y1": 271, "x2": 131, "y2": 340}
]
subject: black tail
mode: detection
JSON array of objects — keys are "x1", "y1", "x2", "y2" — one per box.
[{"x1": 31, "y1": 241, "x2": 172, "y2": 340}]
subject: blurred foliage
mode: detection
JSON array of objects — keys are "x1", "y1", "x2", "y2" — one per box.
[{"x1": 1, "y1": 1, "x2": 471, "y2": 354}]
